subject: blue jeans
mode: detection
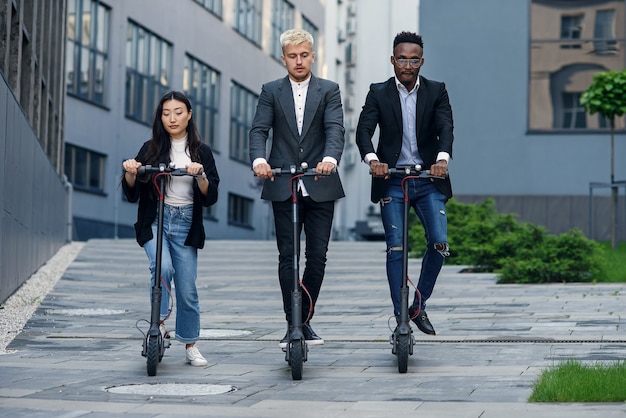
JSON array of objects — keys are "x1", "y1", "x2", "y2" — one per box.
[
  {"x1": 144, "y1": 204, "x2": 200, "y2": 344},
  {"x1": 380, "y1": 177, "x2": 449, "y2": 318}
]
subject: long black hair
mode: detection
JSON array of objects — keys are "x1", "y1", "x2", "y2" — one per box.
[{"x1": 142, "y1": 90, "x2": 203, "y2": 166}]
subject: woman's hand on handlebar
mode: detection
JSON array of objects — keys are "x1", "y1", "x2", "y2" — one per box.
[
  {"x1": 185, "y1": 162, "x2": 205, "y2": 176},
  {"x1": 123, "y1": 159, "x2": 142, "y2": 176},
  {"x1": 370, "y1": 160, "x2": 389, "y2": 179},
  {"x1": 253, "y1": 162, "x2": 274, "y2": 181}
]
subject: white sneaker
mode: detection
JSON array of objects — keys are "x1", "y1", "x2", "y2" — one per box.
[
  {"x1": 185, "y1": 345, "x2": 208, "y2": 367},
  {"x1": 159, "y1": 323, "x2": 170, "y2": 339},
  {"x1": 159, "y1": 323, "x2": 171, "y2": 348}
]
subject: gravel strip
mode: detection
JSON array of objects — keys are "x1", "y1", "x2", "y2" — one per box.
[{"x1": 0, "y1": 241, "x2": 85, "y2": 353}]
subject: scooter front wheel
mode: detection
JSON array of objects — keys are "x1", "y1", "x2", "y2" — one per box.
[
  {"x1": 289, "y1": 341, "x2": 304, "y2": 380},
  {"x1": 397, "y1": 333, "x2": 409, "y2": 373},
  {"x1": 146, "y1": 335, "x2": 159, "y2": 376}
]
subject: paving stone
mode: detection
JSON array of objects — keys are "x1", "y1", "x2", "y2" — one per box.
[{"x1": 1, "y1": 239, "x2": 625, "y2": 417}]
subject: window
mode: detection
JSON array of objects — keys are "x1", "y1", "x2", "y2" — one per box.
[
  {"x1": 560, "y1": 14, "x2": 583, "y2": 48},
  {"x1": 193, "y1": 0, "x2": 222, "y2": 17},
  {"x1": 65, "y1": 144, "x2": 106, "y2": 193},
  {"x1": 594, "y1": 9, "x2": 617, "y2": 53},
  {"x1": 561, "y1": 92, "x2": 586, "y2": 128},
  {"x1": 302, "y1": 16, "x2": 319, "y2": 74},
  {"x1": 529, "y1": 0, "x2": 626, "y2": 132},
  {"x1": 66, "y1": 0, "x2": 110, "y2": 105},
  {"x1": 125, "y1": 20, "x2": 172, "y2": 125},
  {"x1": 229, "y1": 81, "x2": 258, "y2": 163},
  {"x1": 183, "y1": 55, "x2": 221, "y2": 149},
  {"x1": 233, "y1": 0, "x2": 262, "y2": 46},
  {"x1": 271, "y1": 0, "x2": 294, "y2": 60},
  {"x1": 228, "y1": 193, "x2": 253, "y2": 228}
]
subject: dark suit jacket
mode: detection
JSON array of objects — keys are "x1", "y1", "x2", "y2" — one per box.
[
  {"x1": 356, "y1": 76, "x2": 454, "y2": 203},
  {"x1": 249, "y1": 75, "x2": 345, "y2": 202}
]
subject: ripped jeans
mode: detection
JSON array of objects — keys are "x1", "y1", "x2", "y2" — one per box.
[{"x1": 380, "y1": 177, "x2": 449, "y2": 318}]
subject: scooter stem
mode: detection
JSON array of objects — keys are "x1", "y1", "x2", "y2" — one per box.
[
  {"x1": 397, "y1": 177, "x2": 411, "y2": 335},
  {"x1": 149, "y1": 170, "x2": 167, "y2": 336},
  {"x1": 291, "y1": 171, "x2": 304, "y2": 338}
]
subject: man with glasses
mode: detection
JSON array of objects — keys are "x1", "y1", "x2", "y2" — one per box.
[{"x1": 356, "y1": 31, "x2": 454, "y2": 336}]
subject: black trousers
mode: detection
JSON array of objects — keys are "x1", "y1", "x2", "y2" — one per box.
[{"x1": 272, "y1": 196, "x2": 335, "y2": 323}]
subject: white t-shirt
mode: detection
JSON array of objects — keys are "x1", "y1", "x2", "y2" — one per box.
[{"x1": 165, "y1": 136, "x2": 194, "y2": 207}]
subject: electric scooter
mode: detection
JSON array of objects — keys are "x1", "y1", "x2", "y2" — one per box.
[
  {"x1": 267, "y1": 162, "x2": 326, "y2": 380},
  {"x1": 377, "y1": 165, "x2": 444, "y2": 373},
  {"x1": 136, "y1": 163, "x2": 200, "y2": 376}
]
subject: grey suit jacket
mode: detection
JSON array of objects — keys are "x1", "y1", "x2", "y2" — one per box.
[{"x1": 249, "y1": 75, "x2": 345, "y2": 202}]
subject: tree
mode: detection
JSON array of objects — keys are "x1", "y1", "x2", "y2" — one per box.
[{"x1": 580, "y1": 69, "x2": 626, "y2": 249}]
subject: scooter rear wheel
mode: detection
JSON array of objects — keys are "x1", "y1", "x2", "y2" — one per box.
[
  {"x1": 397, "y1": 334, "x2": 409, "y2": 373},
  {"x1": 289, "y1": 341, "x2": 304, "y2": 380},
  {"x1": 146, "y1": 335, "x2": 159, "y2": 376}
]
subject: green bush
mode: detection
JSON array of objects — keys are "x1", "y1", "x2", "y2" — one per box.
[
  {"x1": 498, "y1": 229, "x2": 604, "y2": 283},
  {"x1": 408, "y1": 198, "x2": 606, "y2": 283}
]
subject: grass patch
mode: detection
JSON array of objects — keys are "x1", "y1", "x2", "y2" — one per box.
[
  {"x1": 529, "y1": 360, "x2": 626, "y2": 402},
  {"x1": 599, "y1": 241, "x2": 626, "y2": 282}
]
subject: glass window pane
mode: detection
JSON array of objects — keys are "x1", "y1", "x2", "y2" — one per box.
[
  {"x1": 81, "y1": 0, "x2": 92, "y2": 46},
  {"x1": 66, "y1": 42, "x2": 76, "y2": 92},
  {"x1": 94, "y1": 53, "x2": 105, "y2": 101},
  {"x1": 96, "y1": 4, "x2": 108, "y2": 51},
  {"x1": 79, "y1": 51, "x2": 89, "y2": 95},
  {"x1": 67, "y1": 8, "x2": 76, "y2": 40},
  {"x1": 89, "y1": 153, "x2": 101, "y2": 188},
  {"x1": 64, "y1": 145, "x2": 74, "y2": 180},
  {"x1": 74, "y1": 147, "x2": 87, "y2": 186},
  {"x1": 575, "y1": 107, "x2": 586, "y2": 128},
  {"x1": 137, "y1": 28, "x2": 147, "y2": 72}
]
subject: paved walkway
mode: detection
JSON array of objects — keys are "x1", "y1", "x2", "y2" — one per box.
[{"x1": 1, "y1": 239, "x2": 625, "y2": 417}]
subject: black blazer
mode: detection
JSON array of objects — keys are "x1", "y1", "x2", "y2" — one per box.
[
  {"x1": 122, "y1": 140, "x2": 219, "y2": 249},
  {"x1": 249, "y1": 75, "x2": 345, "y2": 202},
  {"x1": 356, "y1": 76, "x2": 454, "y2": 203}
]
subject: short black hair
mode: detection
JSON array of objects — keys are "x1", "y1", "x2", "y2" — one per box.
[{"x1": 393, "y1": 31, "x2": 423, "y2": 49}]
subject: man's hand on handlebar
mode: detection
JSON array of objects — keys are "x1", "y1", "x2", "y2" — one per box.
[
  {"x1": 253, "y1": 162, "x2": 275, "y2": 181},
  {"x1": 430, "y1": 160, "x2": 448, "y2": 178},
  {"x1": 315, "y1": 161, "x2": 336, "y2": 176},
  {"x1": 370, "y1": 160, "x2": 389, "y2": 179}
]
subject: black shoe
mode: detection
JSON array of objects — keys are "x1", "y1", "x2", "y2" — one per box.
[
  {"x1": 279, "y1": 326, "x2": 292, "y2": 349},
  {"x1": 302, "y1": 323, "x2": 324, "y2": 345},
  {"x1": 408, "y1": 306, "x2": 436, "y2": 335}
]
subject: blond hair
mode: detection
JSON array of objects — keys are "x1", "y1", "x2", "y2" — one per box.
[{"x1": 280, "y1": 29, "x2": 314, "y2": 48}]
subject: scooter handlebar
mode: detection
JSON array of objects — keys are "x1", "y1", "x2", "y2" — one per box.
[
  {"x1": 137, "y1": 164, "x2": 203, "y2": 176},
  {"x1": 264, "y1": 162, "x2": 334, "y2": 177},
  {"x1": 371, "y1": 164, "x2": 447, "y2": 179},
  {"x1": 270, "y1": 167, "x2": 322, "y2": 176}
]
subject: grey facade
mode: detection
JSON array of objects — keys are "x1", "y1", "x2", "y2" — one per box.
[
  {"x1": 61, "y1": 0, "x2": 626, "y2": 244},
  {"x1": 419, "y1": 0, "x2": 626, "y2": 241},
  {"x1": 0, "y1": 0, "x2": 69, "y2": 303},
  {"x1": 339, "y1": 0, "x2": 625, "y2": 242},
  {"x1": 64, "y1": 0, "x2": 335, "y2": 241}
]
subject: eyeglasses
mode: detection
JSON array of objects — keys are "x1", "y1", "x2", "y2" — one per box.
[{"x1": 394, "y1": 57, "x2": 422, "y2": 68}]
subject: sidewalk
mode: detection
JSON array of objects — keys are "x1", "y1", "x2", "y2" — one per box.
[{"x1": 1, "y1": 239, "x2": 625, "y2": 417}]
